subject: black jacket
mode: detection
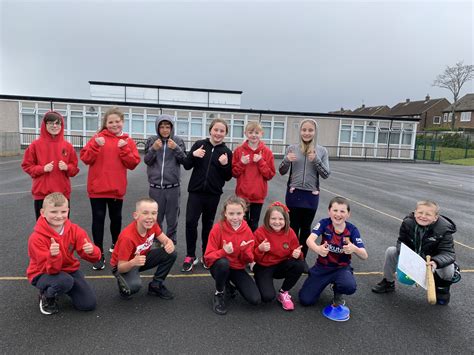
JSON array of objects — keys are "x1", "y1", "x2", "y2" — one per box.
[
  {"x1": 183, "y1": 139, "x2": 232, "y2": 195},
  {"x1": 396, "y1": 212, "x2": 456, "y2": 268}
]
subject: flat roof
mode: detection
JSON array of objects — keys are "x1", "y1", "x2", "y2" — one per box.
[{"x1": 0, "y1": 94, "x2": 420, "y2": 122}]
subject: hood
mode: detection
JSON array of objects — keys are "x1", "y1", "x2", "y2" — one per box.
[
  {"x1": 99, "y1": 128, "x2": 130, "y2": 140},
  {"x1": 241, "y1": 140, "x2": 265, "y2": 154},
  {"x1": 34, "y1": 215, "x2": 71, "y2": 239},
  {"x1": 155, "y1": 114, "x2": 176, "y2": 140},
  {"x1": 299, "y1": 118, "x2": 319, "y2": 149},
  {"x1": 221, "y1": 219, "x2": 250, "y2": 235},
  {"x1": 39, "y1": 111, "x2": 65, "y2": 142}
]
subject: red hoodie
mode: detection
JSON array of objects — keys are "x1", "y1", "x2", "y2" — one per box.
[
  {"x1": 26, "y1": 217, "x2": 101, "y2": 282},
  {"x1": 204, "y1": 220, "x2": 255, "y2": 269},
  {"x1": 253, "y1": 226, "x2": 303, "y2": 267},
  {"x1": 232, "y1": 141, "x2": 275, "y2": 203},
  {"x1": 80, "y1": 129, "x2": 140, "y2": 199},
  {"x1": 21, "y1": 112, "x2": 79, "y2": 200}
]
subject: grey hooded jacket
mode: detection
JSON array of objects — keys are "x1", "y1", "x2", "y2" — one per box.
[{"x1": 144, "y1": 114, "x2": 187, "y2": 187}]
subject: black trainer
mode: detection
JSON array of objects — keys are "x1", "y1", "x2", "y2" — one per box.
[
  {"x1": 92, "y1": 255, "x2": 105, "y2": 271},
  {"x1": 114, "y1": 273, "x2": 132, "y2": 300},
  {"x1": 436, "y1": 286, "x2": 451, "y2": 305},
  {"x1": 148, "y1": 283, "x2": 174, "y2": 300},
  {"x1": 372, "y1": 278, "x2": 395, "y2": 293},
  {"x1": 213, "y1": 292, "x2": 227, "y2": 315},
  {"x1": 39, "y1": 293, "x2": 59, "y2": 315},
  {"x1": 109, "y1": 244, "x2": 115, "y2": 253}
]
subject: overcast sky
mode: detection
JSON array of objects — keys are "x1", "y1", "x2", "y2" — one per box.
[{"x1": 1, "y1": 0, "x2": 473, "y2": 113}]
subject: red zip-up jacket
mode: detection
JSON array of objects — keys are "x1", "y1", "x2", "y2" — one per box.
[
  {"x1": 21, "y1": 113, "x2": 79, "y2": 200},
  {"x1": 232, "y1": 141, "x2": 275, "y2": 203},
  {"x1": 253, "y1": 226, "x2": 303, "y2": 267},
  {"x1": 26, "y1": 217, "x2": 101, "y2": 282},
  {"x1": 80, "y1": 129, "x2": 140, "y2": 199},
  {"x1": 204, "y1": 220, "x2": 255, "y2": 269}
]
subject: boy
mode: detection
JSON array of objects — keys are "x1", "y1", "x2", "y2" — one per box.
[
  {"x1": 372, "y1": 200, "x2": 458, "y2": 305},
  {"x1": 144, "y1": 114, "x2": 187, "y2": 245},
  {"x1": 299, "y1": 196, "x2": 368, "y2": 307},
  {"x1": 232, "y1": 122, "x2": 275, "y2": 232},
  {"x1": 22, "y1": 111, "x2": 79, "y2": 219},
  {"x1": 110, "y1": 198, "x2": 177, "y2": 299},
  {"x1": 26, "y1": 192, "x2": 101, "y2": 315}
]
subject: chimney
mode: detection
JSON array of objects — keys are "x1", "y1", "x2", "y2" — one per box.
[
  {"x1": 425, "y1": 94, "x2": 430, "y2": 101},
  {"x1": 406, "y1": 98, "x2": 410, "y2": 103},
  {"x1": 362, "y1": 104, "x2": 365, "y2": 108}
]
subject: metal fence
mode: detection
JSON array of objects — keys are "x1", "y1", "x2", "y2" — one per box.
[{"x1": 416, "y1": 131, "x2": 474, "y2": 161}]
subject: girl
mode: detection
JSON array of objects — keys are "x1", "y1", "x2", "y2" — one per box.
[
  {"x1": 181, "y1": 118, "x2": 233, "y2": 272},
  {"x1": 204, "y1": 195, "x2": 261, "y2": 315},
  {"x1": 253, "y1": 202, "x2": 305, "y2": 311},
  {"x1": 80, "y1": 107, "x2": 140, "y2": 270},
  {"x1": 232, "y1": 121, "x2": 275, "y2": 232},
  {"x1": 279, "y1": 119, "x2": 330, "y2": 259},
  {"x1": 22, "y1": 111, "x2": 79, "y2": 219}
]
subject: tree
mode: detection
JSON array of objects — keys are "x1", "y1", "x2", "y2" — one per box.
[{"x1": 433, "y1": 61, "x2": 474, "y2": 130}]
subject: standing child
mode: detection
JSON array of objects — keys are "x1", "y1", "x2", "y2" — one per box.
[
  {"x1": 232, "y1": 122, "x2": 275, "y2": 232},
  {"x1": 204, "y1": 196, "x2": 260, "y2": 315},
  {"x1": 279, "y1": 119, "x2": 330, "y2": 259},
  {"x1": 22, "y1": 111, "x2": 79, "y2": 219},
  {"x1": 253, "y1": 202, "x2": 305, "y2": 311},
  {"x1": 299, "y1": 197, "x2": 368, "y2": 307},
  {"x1": 80, "y1": 107, "x2": 140, "y2": 270},
  {"x1": 144, "y1": 114, "x2": 187, "y2": 244},
  {"x1": 26, "y1": 192, "x2": 101, "y2": 315},
  {"x1": 110, "y1": 198, "x2": 177, "y2": 300},
  {"x1": 181, "y1": 118, "x2": 233, "y2": 272}
]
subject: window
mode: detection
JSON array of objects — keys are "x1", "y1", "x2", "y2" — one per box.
[
  {"x1": 70, "y1": 110, "x2": 83, "y2": 131},
  {"x1": 191, "y1": 117, "x2": 202, "y2": 136},
  {"x1": 262, "y1": 121, "x2": 272, "y2": 140},
  {"x1": 443, "y1": 113, "x2": 448, "y2": 122},
  {"x1": 402, "y1": 130, "x2": 412, "y2": 145},
  {"x1": 176, "y1": 117, "x2": 188, "y2": 136},
  {"x1": 433, "y1": 116, "x2": 441, "y2": 124},
  {"x1": 273, "y1": 122, "x2": 285, "y2": 140},
  {"x1": 85, "y1": 113, "x2": 99, "y2": 131},
  {"x1": 131, "y1": 114, "x2": 144, "y2": 134},
  {"x1": 232, "y1": 119, "x2": 244, "y2": 138},
  {"x1": 340, "y1": 124, "x2": 351, "y2": 143},
  {"x1": 389, "y1": 130, "x2": 401, "y2": 144},
  {"x1": 123, "y1": 113, "x2": 130, "y2": 133},
  {"x1": 460, "y1": 112, "x2": 472, "y2": 122},
  {"x1": 21, "y1": 107, "x2": 36, "y2": 128},
  {"x1": 365, "y1": 126, "x2": 376, "y2": 143},
  {"x1": 146, "y1": 115, "x2": 158, "y2": 135},
  {"x1": 448, "y1": 113, "x2": 453, "y2": 122},
  {"x1": 352, "y1": 125, "x2": 364, "y2": 143},
  {"x1": 378, "y1": 128, "x2": 389, "y2": 144}
]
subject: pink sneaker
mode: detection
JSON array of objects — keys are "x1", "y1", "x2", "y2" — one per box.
[{"x1": 277, "y1": 291, "x2": 295, "y2": 311}]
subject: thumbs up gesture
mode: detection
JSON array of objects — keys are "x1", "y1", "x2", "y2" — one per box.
[
  {"x1": 258, "y1": 238, "x2": 271, "y2": 252},
  {"x1": 223, "y1": 240, "x2": 234, "y2": 254},
  {"x1": 218, "y1": 153, "x2": 228, "y2": 165},
  {"x1": 240, "y1": 154, "x2": 250, "y2": 165},
  {"x1": 343, "y1": 240, "x2": 355, "y2": 254},
  {"x1": 292, "y1": 245, "x2": 303, "y2": 259},
  {"x1": 50, "y1": 238, "x2": 60, "y2": 256},
  {"x1": 318, "y1": 241, "x2": 329, "y2": 257},
  {"x1": 133, "y1": 252, "x2": 146, "y2": 267},
  {"x1": 82, "y1": 238, "x2": 94, "y2": 255},
  {"x1": 193, "y1": 145, "x2": 206, "y2": 158}
]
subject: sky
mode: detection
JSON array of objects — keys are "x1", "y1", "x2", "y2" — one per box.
[{"x1": 1, "y1": 0, "x2": 473, "y2": 113}]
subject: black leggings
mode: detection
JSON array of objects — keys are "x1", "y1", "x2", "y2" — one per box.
[
  {"x1": 253, "y1": 259, "x2": 305, "y2": 302},
  {"x1": 289, "y1": 207, "x2": 317, "y2": 259},
  {"x1": 245, "y1": 203, "x2": 263, "y2": 232},
  {"x1": 210, "y1": 258, "x2": 261, "y2": 305},
  {"x1": 90, "y1": 198, "x2": 123, "y2": 253}
]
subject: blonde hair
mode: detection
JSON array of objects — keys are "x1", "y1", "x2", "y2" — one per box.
[
  {"x1": 299, "y1": 119, "x2": 317, "y2": 155},
  {"x1": 416, "y1": 200, "x2": 439, "y2": 215},
  {"x1": 245, "y1": 121, "x2": 263, "y2": 133},
  {"x1": 135, "y1": 197, "x2": 158, "y2": 211},
  {"x1": 43, "y1": 192, "x2": 68, "y2": 208},
  {"x1": 100, "y1": 107, "x2": 124, "y2": 132},
  {"x1": 220, "y1": 195, "x2": 247, "y2": 222},
  {"x1": 263, "y1": 205, "x2": 290, "y2": 234}
]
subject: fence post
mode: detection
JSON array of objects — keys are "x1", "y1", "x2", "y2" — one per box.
[
  {"x1": 422, "y1": 132, "x2": 427, "y2": 160},
  {"x1": 465, "y1": 136, "x2": 470, "y2": 159},
  {"x1": 430, "y1": 132, "x2": 438, "y2": 161}
]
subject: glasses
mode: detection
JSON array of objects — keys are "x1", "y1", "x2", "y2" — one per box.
[{"x1": 46, "y1": 121, "x2": 61, "y2": 127}]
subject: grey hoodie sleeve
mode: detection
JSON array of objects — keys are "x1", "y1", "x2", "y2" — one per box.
[
  {"x1": 144, "y1": 136, "x2": 158, "y2": 166},
  {"x1": 312, "y1": 145, "x2": 330, "y2": 179},
  {"x1": 173, "y1": 137, "x2": 187, "y2": 163},
  {"x1": 279, "y1": 146, "x2": 292, "y2": 175}
]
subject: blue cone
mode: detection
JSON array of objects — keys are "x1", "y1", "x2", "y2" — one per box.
[{"x1": 322, "y1": 304, "x2": 350, "y2": 322}]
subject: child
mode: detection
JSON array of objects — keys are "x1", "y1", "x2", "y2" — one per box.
[
  {"x1": 279, "y1": 119, "x2": 330, "y2": 259},
  {"x1": 144, "y1": 114, "x2": 187, "y2": 244},
  {"x1": 181, "y1": 118, "x2": 233, "y2": 272},
  {"x1": 26, "y1": 192, "x2": 101, "y2": 315},
  {"x1": 299, "y1": 196, "x2": 368, "y2": 307},
  {"x1": 232, "y1": 122, "x2": 275, "y2": 232},
  {"x1": 80, "y1": 107, "x2": 140, "y2": 270},
  {"x1": 110, "y1": 198, "x2": 177, "y2": 300},
  {"x1": 204, "y1": 195, "x2": 260, "y2": 315},
  {"x1": 22, "y1": 111, "x2": 79, "y2": 219},
  {"x1": 253, "y1": 202, "x2": 305, "y2": 311},
  {"x1": 372, "y1": 200, "x2": 458, "y2": 305}
]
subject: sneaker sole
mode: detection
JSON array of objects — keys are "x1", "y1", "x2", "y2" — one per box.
[
  {"x1": 147, "y1": 291, "x2": 174, "y2": 300},
  {"x1": 371, "y1": 288, "x2": 395, "y2": 294},
  {"x1": 181, "y1": 258, "x2": 199, "y2": 272},
  {"x1": 39, "y1": 298, "x2": 57, "y2": 315},
  {"x1": 92, "y1": 265, "x2": 105, "y2": 271}
]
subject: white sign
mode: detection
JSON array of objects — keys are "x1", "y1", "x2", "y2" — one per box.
[{"x1": 398, "y1": 243, "x2": 427, "y2": 289}]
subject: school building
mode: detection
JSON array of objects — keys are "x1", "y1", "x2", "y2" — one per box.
[{"x1": 0, "y1": 81, "x2": 419, "y2": 159}]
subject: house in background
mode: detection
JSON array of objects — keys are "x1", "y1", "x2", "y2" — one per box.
[
  {"x1": 389, "y1": 95, "x2": 450, "y2": 131},
  {"x1": 351, "y1": 104, "x2": 390, "y2": 116},
  {"x1": 328, "y1": 107, "x2": 353, "y2": 115},
  {"x1": 439, "y1": 93, "x2": 474, "y2": 130}
]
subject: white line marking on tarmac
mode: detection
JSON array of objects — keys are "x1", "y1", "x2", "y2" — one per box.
[{"x1": 321, "y1": 187, "x2": 474, "y2": 251}]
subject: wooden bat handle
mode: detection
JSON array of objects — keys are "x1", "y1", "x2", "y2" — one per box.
[{"x1": 426, "y1": 255, "x2": 437, "y2": 305}]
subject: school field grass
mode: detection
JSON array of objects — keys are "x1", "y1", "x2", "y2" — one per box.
[
  {"x1": 443, "y1": 158, "x2": 474, "y2": 166},
  {"x1": 416, "y1": 146, "x2": 474, "y2": 164}
]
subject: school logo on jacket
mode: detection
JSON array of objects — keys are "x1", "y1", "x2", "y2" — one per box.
[
  {"x1": 135, "y1": 234, "x2": 155, "y2": 254},
  {"x1": 283, "y1": 242, "x2": 289, "y2": 249}
]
